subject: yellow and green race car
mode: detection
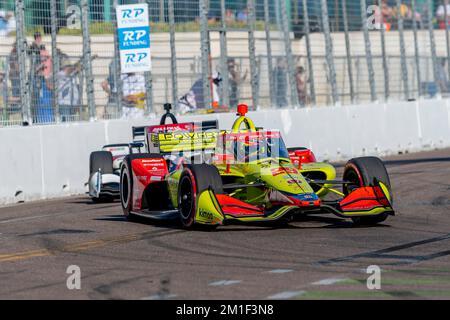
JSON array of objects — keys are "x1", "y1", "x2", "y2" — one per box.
[{"x1": 120, "y1": 104, "x2": 394, "y2": 229}]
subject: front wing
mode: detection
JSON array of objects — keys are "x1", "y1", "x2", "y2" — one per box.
[{"x1": 193, "y1": 183, "x2": 394, "y2": 226}]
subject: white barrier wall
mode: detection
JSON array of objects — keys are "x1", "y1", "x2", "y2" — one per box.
[{"x1": 1, "y1": 99, "x2": 450, "y2": 205}]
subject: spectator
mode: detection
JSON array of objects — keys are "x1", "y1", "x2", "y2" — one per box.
[
  {"x1": 273, "y1": 57, "x2": 288, "y2": 108},
  {"x1": 236, "y1": 8, "x2": 248, "y2": 23},
  {"x1": 295, "y1": 66, "x2": 308, "y2": 107},
  {"x1": 227, "y1": 58, "x2": 247, "y2": 108},
  {"x1": 177, "y1": 72, "x2": 222, "y2": 114},
  {"x1": 8, "y1": 42, "x2": 20, "y2": 101},
  {"x1": 436, "y1": 0, "x2": 450, "y2": 29},
  {"x1": 56, "y1": 62, "x2": 81, "y2": 122},
  {"x1": 381, "y1": 0, "x2": 394, "y2": 31},
  {"x1": 121, "y1": 72, "x2": 146, "y2": 119},
  {"x1": 34, "y1": 45, "x2": 54, "y2": 124},
  {"x1": 225, "y1": 9, "x2": 236, "y2": 24},
  {"x1": 101, "y1": 61, "x2": 120, "y2": 117},
  {"x1": 5, "y1": 11, "x2": 15, "y2": 35},
  {"x1": 0, "y1": 10, "x2": 7, "y2": 36},
  {"x1": 28, "y1": 31, "x2": 43, "y2": 57}
]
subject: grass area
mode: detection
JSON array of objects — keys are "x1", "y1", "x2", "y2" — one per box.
[{"x1": 28, "y1": 21, "x2": 276, "y2": 36}]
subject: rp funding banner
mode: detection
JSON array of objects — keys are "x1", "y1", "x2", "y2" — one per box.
[{"x1": 116, "y1": 4, "x2": 151, "y2": 73}]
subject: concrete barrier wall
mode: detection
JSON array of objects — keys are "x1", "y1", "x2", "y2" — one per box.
[{"x1": 1, "y1": 99, "x2": 450, "y2": 205}]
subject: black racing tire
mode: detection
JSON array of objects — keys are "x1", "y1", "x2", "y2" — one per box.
[
  {"x1": 90, "y1": 151, "x2": 113, "y2": 175},
  {"x1": 177, "y1": 164, "x2": 223, "y2": 229},
  {"x1": 343, "y1": 157, "x2": 392, "y2": 226},
  {"x1": 120, "y1": 153, "x2": 163, "y2": 221}
]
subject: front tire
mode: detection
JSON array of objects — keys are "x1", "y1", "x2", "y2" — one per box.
[
  {"x1": 177, "y1": 164, "x2": 223, "y2": 229},
  {"x1": 343, "y1": 157, "x2": 392, "y2": 226}
]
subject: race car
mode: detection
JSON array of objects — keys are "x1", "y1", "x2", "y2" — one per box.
[
  {"x1": 120, "y1": 104, "x2": 394, "y2": 228},
  {"x1": 88, "y1": 104, "x2": 178, "y2": 202}
]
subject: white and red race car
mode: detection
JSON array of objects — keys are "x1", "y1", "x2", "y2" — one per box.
[{"x1": 88, "y1": 104, "x2": 178, "y2": 202}]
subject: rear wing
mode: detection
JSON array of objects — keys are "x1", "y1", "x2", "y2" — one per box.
[
  {"x1": 132, "y1": 126, "x2": 146, "y2": 141},
  {"x1": 133, "y1": 120, "x2": 218, "y2": 140},
  {"x1": 146, "y1": 120, "x2": 219, "y2": 154}
]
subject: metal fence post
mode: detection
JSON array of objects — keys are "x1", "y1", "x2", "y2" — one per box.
[
  {"x1": 378, "y1": 0, "x2": 389, "y2": 101},
  {"x1": 143, "y1": 0, "x2": 153, "y2": 115},
  {"x1": 444, "y1": 1, "x2": 450, "y2": 84},
  {"x1": 113, "y1": 0, "x2": 124, "y2": 118},
  {"x1": 321, "y1": 0, "x2": 339, "y2": 105},
  {"x1": 50, "y1": 0, "x2": 60, "y2": 122},
  {"x1": 342, "y1": 0, "x2": 355, "y2": 104},
  {"x1": 396, "y1": 0, "x2": 410, "y2": 100},
  {"x1": 15, "y1": 0, "x2": 30, "y2": 124},
  {"x1": 199, "y1": 0, "x2": 211, "y2": 109},
  {"x1": 81, "y1": 0, "x2": 96, "y2": 121},
  {"x1": 280, "y1": 0, "x2": 300, "y2": 108},
  {"x1": 247, "y1": 0, "x2": 259, "y2": 109},
  {"x1": 361, "y1": 0, "x2": 377, "y2": 102},
  {"x1": 427, "y1": 0, "x2": 440, "y2": 96},
  {"x1": 263, "y1": 0, "x2": 275, "y2": 106},
  {"x1": 302, "y1": 0, "x2": 316, "y2": 106},
  {"x1": 411, "y1": 0, "x2": 422, "y2": 98},
  {"x1": 168, "y1": 0, "x2": 178, "y2": 108},
  {"x1": 220, "y1": 0, "x2": 230, "y2": 108}
]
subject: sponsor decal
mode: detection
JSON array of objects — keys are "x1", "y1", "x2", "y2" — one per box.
[
  {"x1": 198, "y1": 209, "x2": 214, "y2": 222},
  {"x1": 116, "y1": 4, "x2": 151, "y2": 73},
  {"x1": 271, "y1": 167, "x2": 298, "y2": 176}
]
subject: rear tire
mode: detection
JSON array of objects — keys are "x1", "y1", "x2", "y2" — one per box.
[
  {"x1": 120, "y1": 156, "x2": 134, "y2": 221},
  {"x1": 120, "y1": 154, "x2": 164, "y2": 221},
  {"x1": 343, "y1": 157, "x2": 392, "y2": 226},
  {"x1": 178, "y1": 164, "x2": 223, "y2": 229}
]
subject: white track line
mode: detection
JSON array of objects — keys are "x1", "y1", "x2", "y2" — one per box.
[
  {"x1": 267, "y1": 269, "x2": 293, "y2": 274},
  {"x1": 141, "y1": 294, "x2": 177, "y2": 300},
  {"x1": 209, "y1": 280, "x2": 242, "y2": 286},
  {"x1": 267, "y1": 290, "x2": 306, "y2": 300},
  {"x1": 0, "y1": 214, "x2": 59, "y2": 224},
  {"x1": 311, "y1": 277, "x2": 348, "y2": 286}
]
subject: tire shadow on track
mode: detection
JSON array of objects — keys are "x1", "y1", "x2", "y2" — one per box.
[{"x1": 92, "y1": 213, "x2": 390, "y2": 232}]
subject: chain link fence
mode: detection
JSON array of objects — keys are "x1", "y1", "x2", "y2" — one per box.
[{"x1": 1, "y1": 0, "x2": 449, "y2": 126}]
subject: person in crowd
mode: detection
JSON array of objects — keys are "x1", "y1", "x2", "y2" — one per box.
[
  {"x1": 5, "y1": 11, "x2": 15, "y2": 35},
  {"x1": 236, "y1": 8, "x2": 248, "y2": 23},
  {"x1": 28, "y1": 31, "x2": 43, "y2": 57},
  {"x1": 101, "y1": 61, "x2": 146, "y2": 119},
  {"x1": 381, "y1": 0, "x2": 394, "y2": 31},
  {"x1": 177, "y1": 72, "x2": 222, "y2": 114},
  {"x1": 436, "y1": 0, "x2": 450, "y2": 29},
  {"x1": 121, "y1": 72, "x2": 146, "y2": 119},
  {"x1": 101, "y1": 61, "x2": 120, "y2": 118},
  {"x1": 34, "y1": 44, "x2": 54, "y2": 123},
  {"x1": 225, "y1": 9, "x2": 236, "y2": 24},
  {"x1": 227, "y1": 58, "x2": 247, "y2": 108},
  {"x1": 8, "y1": 42, "x2": 20, "y2": 101},
  {"x1": 0, "y1": 10, "x2": 14, "y2": 36},
  {"x1": 56, "y1": 62, "x2": 81, "y2": 122},
  {"x1": 273, "y1": 57, "x2": 288, "y2": 108},
  {"x1": 295, "y1": 66, "x2": 308, "y2": 107}
]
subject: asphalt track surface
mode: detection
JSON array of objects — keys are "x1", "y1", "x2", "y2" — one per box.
[{"x1": 1, "y1": 149, "x2": 450, "y2": 300}]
